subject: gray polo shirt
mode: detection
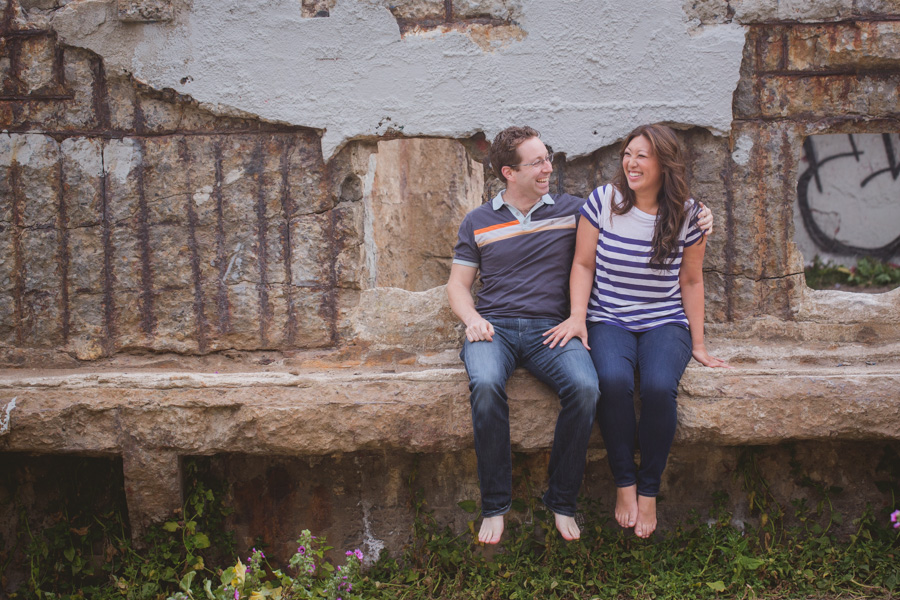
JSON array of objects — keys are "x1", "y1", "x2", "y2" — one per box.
[{"x1": 453, "y1": 191, "x2": 584, "y2": 321}]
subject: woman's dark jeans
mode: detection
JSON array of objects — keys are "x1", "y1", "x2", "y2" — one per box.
[{"x1": 587, "y1": 322, "x2": 692, "y2": 497}]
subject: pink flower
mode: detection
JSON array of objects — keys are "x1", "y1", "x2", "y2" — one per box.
[
  {"x1": 234, "y1": 590, "x2": 240, "y2": 600},
  {"x1": 354, "y1": 549, "x2": 364, "y2": 560},
  {"x1": 891, "y1": 509, "x2": 900, "y2": 529}
]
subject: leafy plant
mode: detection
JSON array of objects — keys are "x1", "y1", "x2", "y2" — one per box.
[{"x1": 166, "y1": 532, "x2": 363, "y2": 600}]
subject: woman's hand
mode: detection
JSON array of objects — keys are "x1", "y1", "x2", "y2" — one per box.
[
  {"x1": 691, "y1": 343, "x2": 732, "y2": 368},
  {"x1": 542, "y1": 316, "x2": 590, "y2": 350}
]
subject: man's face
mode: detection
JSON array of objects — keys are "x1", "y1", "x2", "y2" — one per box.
[{"x1": 505, "y1": 137, "x2": 553, "y2": 200}]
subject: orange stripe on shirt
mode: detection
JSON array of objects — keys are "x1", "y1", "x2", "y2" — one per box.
[{"x1": 474, "y1": 220, "x2": 519, "y2": 236}]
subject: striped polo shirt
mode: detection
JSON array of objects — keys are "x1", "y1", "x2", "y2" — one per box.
[
  {"x1": 453, "y1": 191, "x2": 583, "y2": 321},
  {"x1": 580, "y1": 185, "x2": 703, "y2": 332}
]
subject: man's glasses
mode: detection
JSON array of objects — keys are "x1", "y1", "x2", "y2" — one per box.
[{"x1": 509, "y1": 154, "x2": 554, "y2": 169}]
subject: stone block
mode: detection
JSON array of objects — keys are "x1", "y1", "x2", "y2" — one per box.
[
  {"x1": 121, "y1": 449, "x2": 181, "y2": 545},
  {"x1": 22, "y1": 287, "x2": 63, "y2": 346},
  {"x1": 218, "y1": 280, "x2": 265, "y2": 349},
  {"x1": 758, "y1": 74, "x2": 900, "y2": 119},
  {"x1": 67, "y1": 226, "x2": 105, "y2": 294},
  {"x1": 282, "y1": 134, "x2": 330, "y2": 216},
  {"x1": 117, "y1": 0, "x2": 174, "y2": 23},
  {"x1": 67, "y1": 292, "x2": 106, "y2": 356},
  {"x1": 110, "y1": 224, "x2": 142, "y2": 291},
  {"x1": 141, "y1": 137, "x2": 190, "y2": 225},
  {"x1": 60, "y1": 137, "x2": 104, "y2": 227},
  {"x1": 855, "y1": 0, "x2": 900, "y2": 15},
  {"x1": 452, "y1": 0, "x2": 521, "y2": 20},
  {"x1": 0, "y1": 292, "x2": 15, "y2": 346},
  {"x1": 150, "y1": 288, "x2": 201, "y2": 352},
  {"x1": 756, "y1": 26, "x2": 784, "y2": 72},
  {"x1": 0, "y1": 227, "x2": 12, "y2": 292},
  {"x1": 218, "y1": 138, "x2": 262, "y2": 224},
  {"x1": 787, "y1": 22, "x2": 900, "y2": 72},
  {"x1": 18, "y1": 34, "x2": 57, "y2": 95},
  {"x1": 348, "y1": 286, "x2": 461, "y2": 350},
  {"x1": 289, "y1": 288, "x2": 333, "y2": 348},
  {"x1": 103, "y1": 138, "x2": 141, "y2": 222},
  {"x1": 369, "y1": 138, "x2": 483, "y2": 291},
  {"x1": 289, "y1": 213, "x2": 333, "y2": 287},
  {"x1": 331, "y1": 202, "x2": 365, "y2": 289},
  {"x1": 106, "y1": 73, "x2": 137, "y2": 131},
  {"x1": 22, "y1": 228, "x2": 60, "y2": 293},
  {"x1": 680, "y1": 0, "x2": 732, "y2": 26},
  {"x1": 54, "y1": 46, "x2": 97, "y2": 130},
  {"x1": 379, "y1": 0, "x2": 445, "y2": 21},
  {"x1": 149, "y1": 224, "x2": 192, "y2": 290}
]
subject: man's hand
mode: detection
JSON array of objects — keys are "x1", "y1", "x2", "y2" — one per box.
[
  {"x1": 542, "y1": 316, "x2": 590, "y2": 350},
  {"x1": 465, "y1": 316, "x2": 495, "y2": 342},
  {"x1": 698, "y1": 202, "x2": 714, "y2": 236}
]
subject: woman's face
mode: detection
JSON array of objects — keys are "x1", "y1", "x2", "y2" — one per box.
[{"x1": 622, "y1": 134, "x2": 662, "y2": 197}]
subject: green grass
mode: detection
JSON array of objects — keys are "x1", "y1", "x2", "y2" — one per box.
[{"x1": 357, "y1": 495, "x2": 899, "y2": 600}]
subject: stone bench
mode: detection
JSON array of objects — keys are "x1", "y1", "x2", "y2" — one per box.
[{"x1": 2, "y1": 334, "x2": 898, "y2": 540}]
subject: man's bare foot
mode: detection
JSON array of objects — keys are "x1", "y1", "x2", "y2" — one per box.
[
  {"x1": 554, "y1": 513, "x2": 581, "y2": 541},
  {"x1": 478, "y1": 515, "x2": 504, "y2": 544},
  {"x1": 615, "y1": 485, "x2": 638, "y2": 529},
  {"x1": 634, "y1": 495, "x2": 657, "y2": 538}
]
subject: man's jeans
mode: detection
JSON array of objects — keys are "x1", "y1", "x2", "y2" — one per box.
[
  {"x1": 587, "y1": 322, "x2": 692, "y2": 497},
  {"x1": 461, "y1": 318, "x2": 599, "y2": 518}
]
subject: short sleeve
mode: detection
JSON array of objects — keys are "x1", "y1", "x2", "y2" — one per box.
[
  {"x1": 683, "y1": 199, "x2": 704, "y2": 248},
  {"x1": 452, "y1": 214, "x2": 480, "y2": 268},
  {"x1": 579, "y1": 185, "x2": 606, "y2": 229}
]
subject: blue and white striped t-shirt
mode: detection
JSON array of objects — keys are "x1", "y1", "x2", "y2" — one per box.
[{"x1": 579, "y1": 185, "x2": 704, "y2": 332}]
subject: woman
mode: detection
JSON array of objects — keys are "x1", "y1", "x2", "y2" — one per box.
[{"x1": 543, "y1": 124, "x2": 731, "y2": 538}]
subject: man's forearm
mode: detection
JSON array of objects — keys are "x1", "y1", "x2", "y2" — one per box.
[{"x1": 447, "y1": 281, "x2": 482, "y2": 326}]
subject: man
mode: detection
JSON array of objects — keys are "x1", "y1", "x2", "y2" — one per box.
[{"x1": 447, "y1": 126, "x2": 712, "y2": 544}]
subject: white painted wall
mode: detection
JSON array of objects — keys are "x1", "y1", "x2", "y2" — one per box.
[
  {"x1": 794, "y1": 133, "x2": 900, "y2": 266},
  {"x1": 52, "y1": 0, "x2": 745, "y2": 159}
]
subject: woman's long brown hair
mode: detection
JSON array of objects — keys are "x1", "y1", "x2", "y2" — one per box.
[{"x1": 611, "y1": 124, "x2": 693, "y2": 269}]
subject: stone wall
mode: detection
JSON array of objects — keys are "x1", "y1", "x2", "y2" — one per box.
[{"x1": 1, "y1": 0, "x2": 900, "y2": 581}]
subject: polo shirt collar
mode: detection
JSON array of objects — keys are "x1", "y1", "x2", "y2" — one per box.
[{"x1": 491, "y1": 191, "x2": 555, "y2": 211}]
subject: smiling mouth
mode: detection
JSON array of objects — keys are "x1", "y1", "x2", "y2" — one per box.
[{"x1": 537, "y1": 178, "x2": 549, "y2": 184}]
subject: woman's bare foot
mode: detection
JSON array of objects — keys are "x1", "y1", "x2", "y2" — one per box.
[
  {"x1": 554, "y1": 513, "x2": 581, "y2": 541},
  {"x1": 634, "y1": 495, "x2": 657, "y2": 538},
  {"x1": 478, "y1": 515, "x2": 504, "y2": 544},
  {"x1": 615, "y1": 485, "x2": 638, "y2": 529}
]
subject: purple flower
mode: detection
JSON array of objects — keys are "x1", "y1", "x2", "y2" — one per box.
[
  {"x1": 892, "y1": 510, "x2": 900, "y2": 529},
  {"x1": 298, "y1": 546, "x2": 306, "y2": 555},
  {"x1": 345, "y1": 550, "x2": 353, "y2": 557},
  {"x1": 234, "y1": 590, "x2": 239, "y2": 600},
  {"x1": 354, "y1": 549, "x2": 364, "y2": 560}
]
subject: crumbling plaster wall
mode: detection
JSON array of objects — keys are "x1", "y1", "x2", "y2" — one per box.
[{"x1": 47, "y1": 0, "x2": 746, "y2": 160}]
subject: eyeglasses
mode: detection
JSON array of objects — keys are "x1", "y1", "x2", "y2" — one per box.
[{"x1": 509, "y1": 154, "x2": 554, "y2": 169}]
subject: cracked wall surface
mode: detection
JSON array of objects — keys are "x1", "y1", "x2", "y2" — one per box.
[
  {"x1": 46, "y1": 0, "x2": 745, "y2": 160},
  {"x1": 2, "y1": 0, "x2": 900, "y2": 362}
]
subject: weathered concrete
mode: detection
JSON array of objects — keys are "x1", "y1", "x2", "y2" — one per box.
[
  {"x1": 2, "y1": 0, "x2": 900, "y2": 563},
  {"x1": 47, "y1": 0, "x2": 746, "y2": 159}
]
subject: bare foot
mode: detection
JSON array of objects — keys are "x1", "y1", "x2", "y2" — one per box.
[
  {"x1": 478, "y1": 515, "x2": 504, "y2": 544},
  {"x1": 554, "y1": 513, "x2": 581, "y2": 541},
  {"x1": 615, "y1": 485, "x2": 638, "y2": 529},
  {"x1": 634, "y1": 495, "x2": 657, "y2": 538}
]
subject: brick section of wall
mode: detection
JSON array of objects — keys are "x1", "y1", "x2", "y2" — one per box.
[{"x1": 727, "y1": 19, "x2": 900, "y2": 321}]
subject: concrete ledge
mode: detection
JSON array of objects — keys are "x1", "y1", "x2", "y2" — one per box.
[{"x1": 1, "y1": 340, "x2": 898, "y2": 540}]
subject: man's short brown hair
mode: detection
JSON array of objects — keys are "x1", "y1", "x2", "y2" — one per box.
[{"x1": 490, "y1": 126, "x2": 540, "y2": 183}]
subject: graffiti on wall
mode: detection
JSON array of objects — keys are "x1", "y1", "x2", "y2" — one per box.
[{"x1": 797, "y1": 133, "x2": 900, "y2": 261}]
